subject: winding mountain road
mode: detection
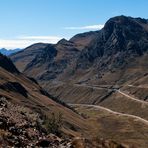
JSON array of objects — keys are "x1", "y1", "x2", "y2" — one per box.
[
  {"x1": 117, "y1": 90, "x2": 147, "y2": 104},
  {"x1": 74, "y1": 83, "x2": 111, "y2": 90},
  {"x1": 69, "y1": 103, "x2": 148, "y2": 124},
  {"x1": 74, "y1": 83, "x2": 148, "y2": 104}
]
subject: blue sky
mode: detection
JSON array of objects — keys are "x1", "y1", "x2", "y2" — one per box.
[{"x1": 0, "y1": 0, "x2": 148, "y2": 49}]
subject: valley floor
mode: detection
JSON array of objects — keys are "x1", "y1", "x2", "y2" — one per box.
[{"x1": 48, "y1": 82, "x2": 148, "y2": 147}]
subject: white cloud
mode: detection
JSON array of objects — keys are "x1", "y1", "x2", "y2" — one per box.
[
  {"x1": 19, "y1": 36, "x2": 62, "y2": 40},
  {"x1": 0, "y1": 36, "x2": 62, "y2": 49},
  {"x1": 64, "y1": 24, "x2": 104, "y2": 30}
]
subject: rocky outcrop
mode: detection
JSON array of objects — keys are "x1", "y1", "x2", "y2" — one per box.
[
  {"x1": 0, "y1": 97, "x2": 129, "y2": 147},
  {"x1": 76, "y1": 16, "x2": 148, "y2": 69}
]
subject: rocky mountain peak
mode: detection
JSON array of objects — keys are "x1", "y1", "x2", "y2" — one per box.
[
  {"x1": 103, "y1": 15, "x2": 148, "y2": 41},
  {"x1": 76, "y1": 16, "x2": 148, "y2": 69},
  {"x1": 57, "y1": 38, "x2": 70, "y2": 44}
]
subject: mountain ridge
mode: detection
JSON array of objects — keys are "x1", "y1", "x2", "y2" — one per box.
[
  {"x1": 10, "y1": 15, "x2": 148, "y2": 86},
  {"x1": 0, "y1": 48, "x2": 22, "y2": 56}
]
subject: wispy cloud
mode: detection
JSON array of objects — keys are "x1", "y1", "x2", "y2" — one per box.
[
  {"x1": 19, "y1": 36, "x2": 62, "y2": 40},
  {"x1": 64, "y1": 24, "x2": 104, "y2": 30},
  {"x1": 0, "y1": 36, "x2": 62, "y2": 49}
]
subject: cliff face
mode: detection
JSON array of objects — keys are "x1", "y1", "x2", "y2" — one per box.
[{"x1": 77, "y1": 16, "x2": 148, "y2": 69}]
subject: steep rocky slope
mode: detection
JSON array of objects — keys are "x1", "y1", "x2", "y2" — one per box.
[
  {"x1": 0, "y1": 97, "x2": 72, "y2": 147},
  {"x1": 0, "y1": 53, "x2": 94, "y2": 141},
  {"x1": 0, "y1": 53, "x2": 132, "y2": 147}
]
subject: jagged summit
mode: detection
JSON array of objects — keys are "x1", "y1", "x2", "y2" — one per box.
[{"x1": 57, "y1": 38, "x2": 70, "y2": 44}]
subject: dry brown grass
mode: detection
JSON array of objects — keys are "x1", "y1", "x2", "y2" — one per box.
[{"x1": 71, "y1": 104, "x2": 148, "y2": 148}]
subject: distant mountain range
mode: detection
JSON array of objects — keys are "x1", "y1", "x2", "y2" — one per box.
[{"x1": 0, "y1": 48, "x2": 22, "y2": 56}]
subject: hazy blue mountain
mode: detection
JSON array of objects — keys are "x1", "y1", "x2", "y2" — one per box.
[{"x1": 0, "y1": 48, "x2": 22, "y2": 56}]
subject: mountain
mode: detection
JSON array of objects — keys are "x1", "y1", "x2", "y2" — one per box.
[
  {"x1": 10, "y1": 15, "x2": 148, "y2": 94},
  {"x1": 0, "y1": 48, "x2": 22, "y2": 56},
  {"x1": 0, "y1": 54, "x2": 135, "y2": 148},
  {"x1": 47, "y1": 16, "x2": 148, "y2": 128},
  {"x1": 10, "y1": 43, "x2": 49, "y2": 72},
  {"x1": 0, "y1": 53, "x2": 97, "y2": 146},
  {"x1": 9, "y1": 16, "x2": 148, "y2": 147},
  {"x1": 10, "y1": 15, "x2": 148, "y2": 103}
]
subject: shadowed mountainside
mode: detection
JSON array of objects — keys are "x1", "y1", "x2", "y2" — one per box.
[
  {"x1": 0, "y1": 53, "x2": 93, "y2": 140},
  {"x1": 0, "y1": 52, "x2": 134, "y2": 147}
]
